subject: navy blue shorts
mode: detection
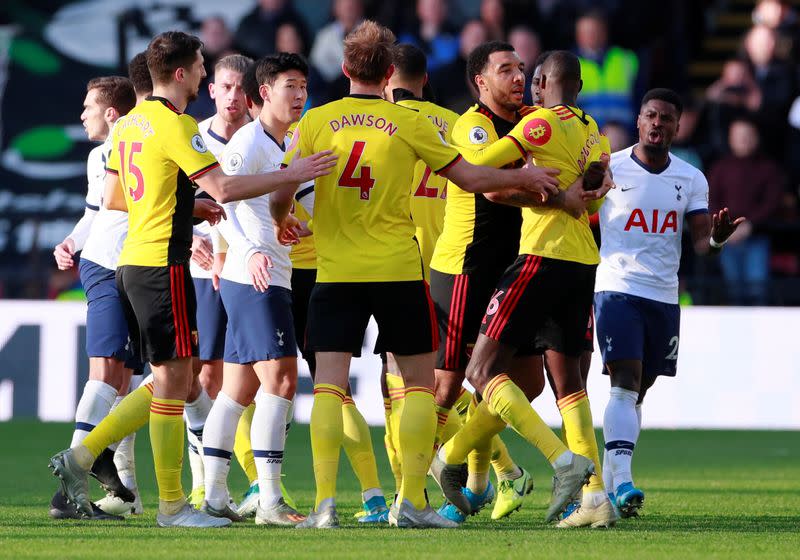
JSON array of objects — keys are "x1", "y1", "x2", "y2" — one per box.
[
  {"x1": 79, "y1": 259, "x2": 131, "y2": 362},
  {"x1": 594, "y1": 291, "x2": 680, "y2": 380},
  {"x1": 193, "y1": 277, "x2": 227, "y2": 361},
  {"x1": 219, "y1": 280, "x2": 297, "y2": 364}
]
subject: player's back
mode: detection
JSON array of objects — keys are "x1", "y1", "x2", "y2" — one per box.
[
  {"x1": 286, "y1": 95, "x2": 459, "y2": 283},
  {"x1": 504, "y1": 105, "x2": 609, "y2": 265},
  {"x1": 111, "y1": 97, "x2": 218, "y2": 267},
  {"x1": 396, "y1": 94, "x2": 458, "y2": 280}
]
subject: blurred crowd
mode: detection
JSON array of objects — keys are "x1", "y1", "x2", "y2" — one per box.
[{"x1": 44, "y1": 0, "x2": 800, "y2": 305}]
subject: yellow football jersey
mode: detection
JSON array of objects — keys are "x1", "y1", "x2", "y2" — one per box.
[
  {"x1": 471, "y1": 105, "x2": 610, "y2": 265},
  {"x1": 290, "y1": 191, "x2": 316, "y2": 269},
  {"x1": 395, "y1": 92, "x2": 459, "y2": 281},
  {"x1": 430, "y1": 103, "x2": 525, "y2": 276},
  {"x1": 107, "y1": 96, "x2": 219, "y2": 267},
  {"x1": 281, "y1": 94, "x2": 461, "y2": 283}
]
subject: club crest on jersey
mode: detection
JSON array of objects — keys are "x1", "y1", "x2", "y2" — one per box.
[
  {"x1": 191, "y1": 134, "x2": 207, "y2": 153},
  {"x1": 226, "y1": 153, "x2": 244, "y2": 173},
  {"x1": 469, "y1": 126, "x2": 488, "y2": 144},
  {"x1": 675, "y1": 184, "x2": 682, "y2": 201},
  {"x1": 523, "y1": 118, "x2": 551, "y2": 146}
]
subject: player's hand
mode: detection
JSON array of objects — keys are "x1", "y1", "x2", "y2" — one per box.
[
  {"x1": 560, "y1": 178, "x2": 589, "y2": 219},
  {"x1": 582, "y1": 167, "x2": 615, "y2": 202},
  {"x1": 287, "y1": 150, "x2": 337, "y2": 183},
  {"x1": 211, "y1": 252, "x2": 226, "y2": 291},
  {"x1": 191, "y1": 235, "x2": 213, "y2": 271},
  {"x1": 711, "y1": 208, "x2": 747, "y2": 245},
  {"x1": 193, "y1": 199, "x2": 226, "y2": 226},
  {"x1": 53, "y1": 238, "x2": 76, "y2": 270},
  {"x1": 519, "y1": 165, "x2": 560, "y2": 202},
  {"x1": 295, "y1": 220, "x2": 313, "y2": 238},
  {"x1": 274, "y1": 214, "x2": 303, "y2": 246},
  {"x1": 247, "y1": 252, "x2": 273, "y2": 293}
]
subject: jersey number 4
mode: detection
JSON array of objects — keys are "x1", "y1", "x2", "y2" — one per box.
[
  {"x1": 338, "y1": 141, "x2": 375, "y2": 200},
  {"x1": 118, "y1": 141, "x2": 145, "y2": 202}
]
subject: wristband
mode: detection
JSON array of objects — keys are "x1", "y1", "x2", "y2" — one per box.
[{"x1": 709, "y1": 236, "x2": 726, "y2": 249}]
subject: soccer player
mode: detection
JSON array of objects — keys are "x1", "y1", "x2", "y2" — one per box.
[
  {"x1": 185, "y1": 53, "x2": 252, "y2": 507},
  {"x1": 273, "y1": 21, "x2": 559, "y2": 529},
  {"x1": 432, "y1": 50, "x2": 613, "y2": 526},
  {"x1": 596, "y1": 88, "x2": 744, "y2": 518},
  {"x1": 199, "y1": 52, "x2": 312, "y2": 526},
  {"x1": 50, "y1": 76, "x2": 137, "y2": 521},
  {"x1": 49, "y1": 30, "x2": 336, "y2": 528},
  {"x1": 427, "y1": 41, "x2": 545, "y2": 522}
]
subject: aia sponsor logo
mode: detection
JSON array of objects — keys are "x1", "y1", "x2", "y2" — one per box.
[{"x1": 624, "y1": 209, "x2": 678, "y2": 234}]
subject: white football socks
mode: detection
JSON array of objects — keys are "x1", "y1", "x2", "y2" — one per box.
[
  {"x1": 71, "y1": 380, "x2": 118, "y2": 448},
  {"x1": 202, "y1": 391, "x2": 245, "y2": 509},
  {"x1": 185, "y1": 388, "x2": 213, "y2": 492},
  {"x1": 603, "y1": 387, "x2": 640, "y2": 490},
  {"x1": 252, "y1": 390, "x2": 292, "y2": 508}
]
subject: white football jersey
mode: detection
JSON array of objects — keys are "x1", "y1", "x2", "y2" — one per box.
[
  {"x1": 190, "y1": 116, "x2": 229, "y2": 279},
  {"x1": 595, "y1": 146, "x2": 709, "y2": 304},
  {"x1": 80, "y1": 132, "x2": 128, "y2": 271},
  {"x1": 218, "y1": 120, "x2": 295, "y2": 290}
]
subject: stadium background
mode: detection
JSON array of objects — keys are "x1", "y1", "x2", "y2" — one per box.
[{"x1": 0, "y1": 0, "x2": 799, "y2": 430}]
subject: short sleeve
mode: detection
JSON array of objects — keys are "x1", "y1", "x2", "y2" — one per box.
[
  {"x1": 412, "y1": 113, "x2": 461, "y2": 174},
  {"x1": 687, "y1": 170, "x2": 709, "y2": 214},
  {"x1": 106, "y1": 136, "x2": 119, "y2": 175},
  {"x1": 221, "y1": 129, "x2": 258, "y2": 177},
  {"x1": 507, "y1": 108, "x2": 558, "y2": 158},
  {"x1": 170, "y1": 115, "x2": 220, "y2": 180}
]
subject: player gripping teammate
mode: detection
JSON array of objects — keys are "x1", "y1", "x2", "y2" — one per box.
[
  {"x1": 49, "y1": 30, "x2": 336, "y2": 528},
  {"x1": 185, "y1": 53, "x2": 252, "y2": 508},
  {"x1": 596, "y1": 88, "x2": 744, "y2": 518},
  {"x1": 272, "y1": 21, "x2": 559, "y2": 529},
  {"x1": 50, "y1": 76, "x2": 137, "y2": 521},
  {"x1": 427, "y1": 41, "x2": 550, "y2": 523},
  {"x1": 432, "y1": 51, "x2": 613, "y2": 526}
]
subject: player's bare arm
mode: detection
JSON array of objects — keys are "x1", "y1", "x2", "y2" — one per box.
[
  {"x1": 195, "y1": 150, "x2": 336, "y2": 203},
  {"x1": 103, "y1": 172, "x2": 127, "y2": 211},
  {"x1": 689, "y1": 207, "x2": 746, "y2": 255},
  {"x1": 441, "y1": 157, "x2": 560, "y2": 199},
  {"x1": 192, "y1": 198, "x2": 226, "y2": 226}
]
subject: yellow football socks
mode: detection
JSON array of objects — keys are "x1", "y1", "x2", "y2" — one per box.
[
  {"x1": 385, "y1": 372, "x2": 405, "y2": 490},
  {"x1": 439, "y1": 407, "x2": 462, "y2": 446},
  {"x1": 485, "y1": 374, "x2": 567, "y2": 464},
  {"x1": 558, "y1": 390, "x2": 605, "y2": 492},
  {"x1": 310, "y1": 383, "x2": 345, "y2": 509},
  {"x1": 465, "y1": 396, "x2": 491, "y2": 493},
  {"x1": 398, "y1": 387, "x2": 436, "y2": 510},
  {"x1": 342, "y1": 398, "x2": 381, "y2": 493},
  {"x1": 442, "y1": 399, "x2": 505, "y2": 464},
  {"x1": 490, "y1": 435, "x2": 519, "y2": 480},
  {"x1": 383, "y1": 397, "x2": 402, "y2": 493},
  {"x1": 149, "y1": 397, "x2": 186, "y2": 513},
  {"x1": 81, "y1": 382, "x2": 154, "y2": 459},
  {"x1": 234, "y1": 403, "x2": 258, "y2": 484}
]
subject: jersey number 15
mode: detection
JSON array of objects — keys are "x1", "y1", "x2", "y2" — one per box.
[{"x1": 118, "y1": 141, "x2": 145, "y2": 202}]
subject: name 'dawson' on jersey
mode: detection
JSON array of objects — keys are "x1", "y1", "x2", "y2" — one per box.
[{"x1": 328, "y1": 113, "x2": 399, "y2": 136}]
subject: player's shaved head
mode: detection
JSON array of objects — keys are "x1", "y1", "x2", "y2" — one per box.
[
  {"x1": 392, "y1": 43, "x2": 427, "y2": 81},
  {"x1": 540, "y1": 50, "x2": 582, "y2": 102},
  {"x1": 128, "y1": 51, "x2": 153, "y2": 97},
  {"x1": 343, "y1": 20, "x2": 396, "y2": 84},
  {"x1": 87, "y1": 76, "x2": 136, "y2": 116},
  {"x1": 146, "y1": 31, "x2": 203, "y2": 85}
]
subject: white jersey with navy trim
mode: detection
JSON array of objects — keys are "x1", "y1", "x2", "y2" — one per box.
[
  {"x1": 595, "y1": 145, "x2": 709, "y2": 304},
  {"x1": 191, "y1": 116, "x2": 229, "y2": 279},
  {"x1": 80, "y1": 132, "x2": 128, "y2": 270},
  {"x1": 218, "y1": 120, "x2": 309, "y2": 290}
]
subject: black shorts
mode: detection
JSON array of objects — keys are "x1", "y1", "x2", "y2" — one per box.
[
  {"x1": 431, "y1": 268, "x2": 538, "y2": 371},
  {"x1": 480, "y1": 256, "x2": 597, "y2": 357},
  {"x1": 307, "y1": 280, "x2": 438, "y2": 357},
  {"x1": 116, "y1": 263, "x2": 198, "y2": 364},
  {"x1": 291, "y1": 267, "x2": 317, "y2": 366}
]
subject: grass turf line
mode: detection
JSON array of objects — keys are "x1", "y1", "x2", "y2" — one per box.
[{"x1": 0, "y1": 421, "x2": 798, "y2": 559}]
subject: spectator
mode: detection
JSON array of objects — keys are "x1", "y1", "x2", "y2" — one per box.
[
  {"x1": 574, "y1": 10, "x2": 639, "y2": 129},
  {"x1": 704, "y1": 59, "x2": 762, "y2": 158},
  {"x1": 274, "y1": 22, "x2": 329, "y2": 109},
  {"x1": 480, "y1": 0, "x2": 506, "y2": 41},
  {"x1": 708, "y1": 117, "x2": 785, "y2": 305},
  {"x1": 508, "y1": 25, "x2": 540, "y2": 105},
  {"x1": 234, "y1": 0, "x2": 310, "y2": 58},
  {"x1": 671, "y1": 101, "x2": 704, "y2": 171},
  {"x1": 310, "y1": 0, "x2": 364, "y2": 83},
  {"x1": 398, "y1": 0, "x2": 460, "y2": 73},
  {"x1": 188, "y1": 15, "x2": 236, "y2": 119},
  {"x1": 600, "y1": 121, "x2": 631, "y2": 153},
  {"x1": 742, "y1": 24, "x2": 795, "y2": 158},
  {"x1": 431, "y1": 19, "x2": 488, "y2": 112},
  {"x1": 752, "y1": 0, "x2": 799, "y2": 61}
]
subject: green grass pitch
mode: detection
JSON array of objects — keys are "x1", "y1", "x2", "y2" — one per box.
[{"x1": 1, "y1": 420, "x2": 798, "y2": 559}]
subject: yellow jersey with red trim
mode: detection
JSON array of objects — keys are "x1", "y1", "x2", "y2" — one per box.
[
  {"x1": 286, "y1": 124, "x2": 317, "y2": 270},
  {"x1": 471, "y1": 105, "x2": 610, "y2": 265},
  {"x1": 395, "y1": 92, "x2": 459, "y2": 281},
  {"x1": 281, "y1": 94, "x2": 461, "y2": 283},
  {"x1": 107, "y1": 96, "x2": 219, "y2": 267},
  {"x1": 430, "y1": 103, "x2": 525, "y2": 276}
]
